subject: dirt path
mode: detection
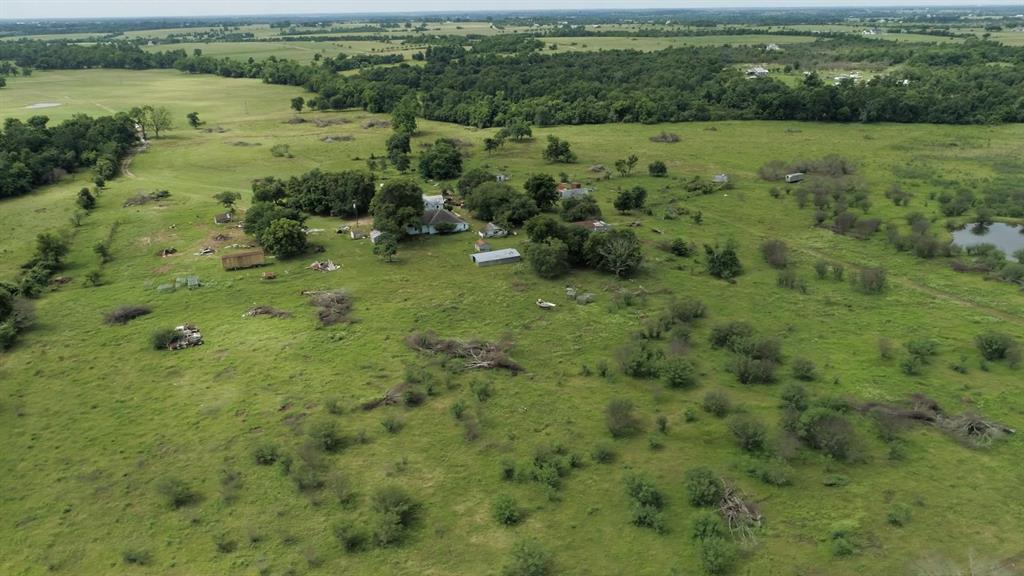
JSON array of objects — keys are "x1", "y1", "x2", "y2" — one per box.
[{"x1": 699, "y1": 209, "x2": 1024, "y2": 327}]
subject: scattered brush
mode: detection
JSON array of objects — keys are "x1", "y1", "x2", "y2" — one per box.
[
  {"x1": 405, "y1": 331, "x2": 521, "y2": 372},
  {"x1": 308, "y1": 290, "x2": 354, "y2": 326},
  {"x1": 122, "y1": 190, "x2": 170, "y2": 207},
  {"x1": 360, "y1": 119, "x2": 391, "y2": 129},
  {"x1": 104, "y1": 305, "x2": 152, "y2": 325},
  {"x1": 243, "y1": 306, "x2": 291, "y2": 319},
  {"x1": 360, "y1": 383, "x2": 409, "y2": 411},
  {"x1": 649, "y1": 131, "x2": 681, "y2": 143}
]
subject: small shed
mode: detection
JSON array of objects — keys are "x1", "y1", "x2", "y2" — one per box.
[
  {"x1": 785, "y1": 173, "x2": 806, "y2": 184},
  {"x1": 222, "y1": 250, "x2": 266, "y2": 271},
  {"x1": 479, "y1": 222, "x2": 508, "y2": 238},
  {"x1": 475, "y1": 239, "x2": 492, "y2": 252},
  {"x1": 745, "y1": 66, "x2": 769, "y2": 79},
  {"x1": 557, "y1": 182, "x2": 592, "y2": 200},
  {"x1": 470, "y1": 248, "x2": 521, "y2": 267},
  {"x1": 713, "y1": 174, "x2": 729, "y2": 184},
  {"x1": 350, "y1": 229, "x2": 367, "y2": 240},
  {"x1": 214, "y1": 213, "x2": 233, "y2": 225}
]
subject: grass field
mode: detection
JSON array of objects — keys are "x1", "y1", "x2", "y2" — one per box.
[
  {"x1": 542, "y1": 35, "x2": 817, "y2": 52},
  {"x1": 141, "y1": 39, "x2": 419, "y2": 63},
  {"x1": 1, "y1": 69, "x2": 1023, "y2": 576}
]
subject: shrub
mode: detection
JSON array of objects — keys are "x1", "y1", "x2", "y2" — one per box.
[
  {"x1": 471, "y1": 380, "x2": 493, "y2": 402},
  {"x1": 742, "y1": 458, "x2": 793, "y2": 486},
  {"x1": 270, "y1": 143, "x2": 293, "y2": 158},
  {"x1": 503, "y1": 540, "x2": 553, "y2": 576},
  {"x1": 381, "y1": 415, "x2": 404, "y2": 434},
  {"x1": 333, "y1": 521, "x2": 369, "y2": 553},
  {"x1": 663, "y1": 357, "x2": 698, "y2": 389},
  {"x1": 691, "y1": 510, "x2": 726, "y2": 542},
  {"x1": 492, "y1": 495, "x2": 523, "y2": 526},
  {"x1": 617, "y1": 341, "x2": 664, "y2": 378},
  {"x1": 371, "y1": 485, "x2": 419, "y2": 539},
  {"x1": 704, "y1": 243, "x2": 743, "y2": 280},
  {"x1": 527, "y1": 238, "x2": 570, "y2": 279},
  {"x1": 827, "y1": 520, "x2": 859, "y2": 557},
  {"x1": 669, "y1": 238, "x2": 696, "y2": 257},
  {"x1": 157, "y1": 476, "x2": 199, "y2": 509},
  {"x1": 684, "y1": 467, "x2": 724, "y2": 507},
  {"x1": 151, "y1": 327, "x2": 181, "y2": 350},
  {"x1": 904, "y1": 338, "x2": 938, "y2": 363},
  {"x1": 779, "y1": 383, "x2": 809, "y2": 411},
  {"x1": 606, "y1": 399, "x2": 641, "y2": 437},
  {"x1": 852, "y1": 267, "x2": 887, "y2": 294},
  {"x1": 122, "y1": 548, "x2": 153, "y2": 566},
  {"x1": 814, "y1": 259, "x2": 829, "y2": 279},
  {"x1": 591, "y1": 444, "x2": 616, "y2": 464},
  {"x1": 104, "y1": 305, "x2": 152, "y2": 325},
  {"x1": 791, "y1": 358, "x2": 817, "y2": 381},
  {"x1": 253, "y1": 443, "x2": 279, "y2": 465},
  {"x1": 975, "y1": 332, "x2": 1018, "y2": 361},
  {"x1": 887, "y1": 503, "x2": 912, "y2": 527},
  {"x1": 760, "y1": 239, "x2": 789, "y2": 269},
  {"x1": 729, "y1": 415, "x2": 768, "y2": 452},
  {"x1": 709, "y1": 321, "x2": 754, "y2": 350},
  {"x1": 733, "y1": 356, "x2": 777, "y2": 385},
  {"x1": 307, "y1": 419, "x2": 347, "y2": 453},
  {"x1": 625, "y1": 474, "x2": 666, "y2": 532},
  {"x1": 699, "y1": 537, "x2": 735, "y2": 576},
  {"x1": 702, "y1": 390, "x2": 731, "y2": 418},
  {"x1": 648, "y1": 160, "x2": 668, "y2": 177},
  {"x1": 667, "y1": 298, "x2": 707, "y2": 323},
  {"x1": 797, "y1": 408, "x2": 857, "y2": 460}
]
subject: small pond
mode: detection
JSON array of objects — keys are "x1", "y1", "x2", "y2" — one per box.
[{"x1": 951, "y1": 222, "x2": 1024, "y2": 258}]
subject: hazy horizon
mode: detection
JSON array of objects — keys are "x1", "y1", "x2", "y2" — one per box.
[{"x1": 2, "y1": 1, "x2": 1023, "y2": 21}]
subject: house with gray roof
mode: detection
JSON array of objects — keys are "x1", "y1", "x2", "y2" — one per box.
[{"x1": 407, "y1": 209, "x2": 469, "y2": 236}]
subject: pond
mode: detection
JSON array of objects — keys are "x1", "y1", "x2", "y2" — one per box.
[{"x1": 951, "y1": 222, "x2": 1024, "y2": 258}]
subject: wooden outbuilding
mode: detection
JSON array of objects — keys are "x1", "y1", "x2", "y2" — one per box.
[{"x1": 221, "y1": 250, "x2": 266, "y2": 271}]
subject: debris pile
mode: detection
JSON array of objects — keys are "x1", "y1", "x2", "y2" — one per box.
[
  {"x1": 168, "y1": 324, "x2": 203, "y2": 350},
  {"x1": 859, "y1": 394, "x2": 1014, "y2": 449},
  {"x1": 308, "y1": 290, "x2": 354, "y2": 326},
  {"x1": 361, "y1": 119, "x2": 391, "y2": 129},
  {"x1": 159, "y1": 247, "x2": 177, "y2": 257},
  {"x1": 361, "y1": 383, "x2": 409, "y2": 411},
  {"x1": 104, "y1": 305, "x2": 152, "y2": 325},
  {"x1": 320, "y1": 134, "x2": 354, "y2": 143},
  {"x1": 194, "y1": 247, "x2": 215, "y2": 256},
  {"x1": 123, "y1": 190, "x2": 171, "y2": 207},
  {"x1": 405, "y1": 331, "x2": 521, "y2": 372},
  {"x1": 718, "y1": 483, "x2": 762, "y2": 543},
  {"x1": 308, "y1": 260, "x2": 338, "y2": 272},
  {"x1": 243, "y1": 306, "x2": 291, "y2": 319}
]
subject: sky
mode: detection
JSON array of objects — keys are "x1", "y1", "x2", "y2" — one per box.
[{"x1": 2, "y1": 0, "x2": 1022, "y2": 20}]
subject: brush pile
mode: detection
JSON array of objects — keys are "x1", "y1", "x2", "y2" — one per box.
[{"x1": 405, "y1": 331, "x2": 521, "y2": 372}]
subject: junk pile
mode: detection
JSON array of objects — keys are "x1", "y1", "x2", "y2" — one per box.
[
  {"x1": 243, "y1": 306, "x2": 291, "y2": 319},
  {"x1": 159, "y1": 247, "x2": 177, "y2": 257},
  {"x1": 308, "y1": 260, "x2": 339, "y2": 272},
  {"x1": 195, "y1": 247, "x2": 215, "y2": 256},
  {"x1": 536, "y1": 299, "x2": 557, "y2": 309},
  {"x1": 565, "y1": 286, "x2": 594, "y2": 305},
  {"x1": 168, "y1": 324, "x2": 203, "y2": 350}
]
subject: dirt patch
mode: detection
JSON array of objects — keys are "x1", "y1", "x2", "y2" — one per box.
[
  {"x1": 285, "y1": 117, "x2": 306, "y2": 124},
  {"x1": 201, "y1": 126, "x2": 228, "y2": 133},
  {"x1": 230, "y1": 141, "x2": 262, "y2": 147},
  {"x1": 313, "y1": 117, "x2": 351, "y2": 127},
  {"x1": 25, "y1": 102, "x2": 62, "y2": 109},
  {"x1": 243, "y1": 306, "x2": 291, "y2": 319}
]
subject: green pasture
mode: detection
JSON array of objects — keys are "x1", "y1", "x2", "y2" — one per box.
[
  {"x1": 0, "y1": 70, "x2": 1022, "y2": 576},
  {"x1": 141, "y1": 39, "x2": 417, "y2": 63},
  {"x1": 542, "y1": 35, "x2": 817, "y2": 52}
]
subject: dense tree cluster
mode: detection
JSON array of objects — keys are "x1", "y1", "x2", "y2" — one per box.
[
  {"x1": 252, "y1": 169, "x2": 376, "y2": 217},
  {"x1": 0, "y1": 114, "x2": 137, "y2": 199}
]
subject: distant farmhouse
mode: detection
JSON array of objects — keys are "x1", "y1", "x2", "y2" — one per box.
[
  {"x1": 422, "y1": 194, "x2": 445, "y2": 211},
  {"x1": 557, "y1": 182, "x2": 592, "y2": 200},
  {"x1": 407, "y1": 209, "x2": 469, "y2": 236},
  {"x1": 765, "y1": 43, "x2": 782, "y2": 52},
  {"x1": 745, "y1": 66, "x2": 769, "y2": 79}
]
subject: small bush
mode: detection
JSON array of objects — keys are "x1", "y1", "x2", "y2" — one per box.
[
  {"x1": 779, "y1": 383, "x2": 809, "y2": 411},
  {"x1": 742, "y1": 458, "x2": 793, "y2": 486},
  {"x1": 381, "y1": 415, "x2": 404, "y2": 434},
  {"x1": 792, "y1": 358, "x2": 817, "y2": 381},
  {"x1": 733, "y1": 356, "x2": 777, "y2": 385},
  {"x1": 667, "y1": 298, "x2": 707, "y2": 323},
  {"x1": 663, "y1": 357, "x2": 698, "y2": 389},
  {"x1": 471, "y1": 380, "x2": 492, "y2": 401},
  {"x1": 606, "y1": 399, "x2": 641, "y2": 438},
  {"x1": 798, "y1": 408, "x2": 857, "y2": 460},
  {"x1": 591, "y1": 444, "x2": 616, "y2": 464},
  {"x1": 151, "y1": 327, "x2": 181, "y2": 350},
  {"x1": 307, "y1": 419, "x2": 347, "y2": 453},
  {"x1": 691, "y1": 510, "x2": 726, "y2": 542},
  {"x1": 492, "y1": 495, "x2": 523, "y2": 526},
  {"x1": 253, "y1": 443, "x2": 279, "y2": 465},
  {"x1": 617, "y1": 341, "x2": 664, "y2": 378},
  {"x1": 709, "y1": 321, "x2": 754, "y2": 350},
  {"x1": 270, "y1": 143, "x2": 293, "y2": 158},
  {"x1": 503, "y1": 540, "x2": 554, "y2": 576},
  {"x1": 333, "y1": 521, "x2": 369, "y2": 553},
  {"x1": 975, "y1": 332, "x2": 1018, "y2": 361},
  {"x1": 852, "y1": 267, "x2": 887, "y2": 294},
  {"x1": 702, "y1": 390, "x2": 731, "y2": 418},
  {"x1": 684, "y1": 467, "x2": 724, "y2": 507},
  {"x1": 122, "y1": 548, "x2": 153, "y2": 566},
  {"x1": 904, "y1": 338, "x2": 938, "y2": 362},
  {"x1": 699, "y1": 538, "x2": 735, "y2": 575},
  {"x1": 761, "y1": 239, "x2": 790, "y2": 269},
  {"x1": 157, "y1": 476, "x2": 199, "y2": 509},
  {"x1": 887, "y1": 503, "x2": 912, "y2": 527},
  {"x1": 814, "y1": 259, "x2": 829, "y2": 279},
  {"x1": 104, "y1": 305, "x2": 152, "y2": 325},
  {"x1": 729, "y1": 415, "x2": 768, "y2": 452}
]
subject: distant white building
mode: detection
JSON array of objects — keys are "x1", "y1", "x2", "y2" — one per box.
[
  {"x1": 422, "y1": 194, "x2": 445, "y2": 211},
  {"x1": 406, "y1": 209, "x2": 469, "y2": 236},
  {"x1": 746, "y1": 66, "x2": 769, "y2": 79},
  {"x1": 765, "y1": 43, "x2": 782, "y2": 52}
]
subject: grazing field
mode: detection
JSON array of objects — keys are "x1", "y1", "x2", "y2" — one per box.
[
  {"x1": 141, "y1": 39, "x2": 417, "y2": 62},
  {"x1": 1, "y1": 69, "x2": 1023, "y2": 576}
]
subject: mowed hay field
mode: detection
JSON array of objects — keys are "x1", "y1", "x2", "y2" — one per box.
[
  {"x1": 1, "y1": 70, "x2": 1023, "y2": 575},
  {"x1": 542, "y1": 34, "x2": 817, "y2": 52},
  {"x1": 141, "y1": 40, "x2": 420, "y2": 63}
]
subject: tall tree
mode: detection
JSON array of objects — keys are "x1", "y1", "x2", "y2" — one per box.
[
  {"x1": 523, "y1": 173, "x2": 559, "y2": 211},
  {"x1": 370, "y1": 179, "x2": 424, "y2": 236},
  {"x1": 391, "y1": 94, "x2": 419, "y2": 135}
]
